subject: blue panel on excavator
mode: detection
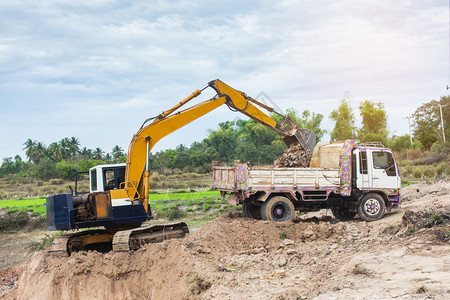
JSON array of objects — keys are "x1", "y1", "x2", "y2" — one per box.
[
  {"x1": 74, "y1": 204, "x2": 150, "y2": 229},
  {"x1": 46, "y1": 193, "x2": 75, "y2": 231},
  {"x1": 47, "y1": 193, "x2": 151, "y2": 231}
]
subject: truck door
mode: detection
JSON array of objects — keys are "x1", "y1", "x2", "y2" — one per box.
[
  {"x1": 355, "y1": 149, "x2": 370, "y2": 189},
  {"x1": 369, "y1": 150, "x2": 399, "y2": 189}
]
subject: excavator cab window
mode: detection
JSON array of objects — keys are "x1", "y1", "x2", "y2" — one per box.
[
  {"x1": 116, "y1": 167, "x2": 125, "y2": 189},
  {"x1": 103, "y1": 166, "x2": 126, "y2": 191},
  {"x1": 103, "y1": 168, "x2": 116, "y2": 191}
]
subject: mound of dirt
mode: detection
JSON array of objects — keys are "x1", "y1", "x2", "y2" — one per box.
[
  {"x1": 400, "y1": 180, "x2": 450, "y2": 202},
  {"x1": 0, "y1": 269, "x2": 18, "y2": 296},
  {"x1": 2, "y1": 181, "x2": 450, "y2": 299},
  {"x1": 402, "y1": 208, "x2": 449, "y2": 230}
]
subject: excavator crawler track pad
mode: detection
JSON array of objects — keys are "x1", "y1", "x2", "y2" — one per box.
[{"x1": 112, "y1": 222, "x2": 189, "y2": 251}]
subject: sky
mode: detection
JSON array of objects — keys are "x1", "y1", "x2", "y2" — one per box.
[{"x1": 0, "y1": 0, "x2": 448, "y2": 161}]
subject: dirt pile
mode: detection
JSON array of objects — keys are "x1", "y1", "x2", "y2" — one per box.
[
  {"x1": 2, "y1": 181, "x2": 450, "y2": 299},
  {"x1": 275, "y1": 144, "x2": 312, "y2": 168},
  {"x1": 0, "y1": 269, "x2": 18, "y2": 296},
  {"x1": 400, "y1": 180, "x2": 450, "y2": 202}
]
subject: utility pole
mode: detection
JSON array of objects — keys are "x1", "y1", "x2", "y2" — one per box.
[
  {"x1": 432, "y1": 104, "x2": 448, "y2": 143},
  {"x1": 405, "y1": 115, "x2": 413, "y2": 145}
]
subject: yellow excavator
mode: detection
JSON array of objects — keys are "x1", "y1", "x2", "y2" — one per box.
[{"x1": 46, "y1": 79, "x2": 316, "y2": 255}]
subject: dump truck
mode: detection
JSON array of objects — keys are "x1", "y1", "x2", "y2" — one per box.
[
  {"x1": 212, "y1": 140, "x2": 401, "y2": 222},
  {"x1": 46, "y1": 79, "x2": 315, "y2": 255}
]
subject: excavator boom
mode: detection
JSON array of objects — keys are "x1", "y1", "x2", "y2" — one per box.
[{"x1": 124, "y1": 79, "x2": 315, "y2": 204}]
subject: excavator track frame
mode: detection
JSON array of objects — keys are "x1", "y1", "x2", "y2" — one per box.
[
  {"x1": 112, "y1": 222, "x2": 189, "y2": 251},
  {"x1": 47, "y1": 222, "x2": 189, "y2": 255}
]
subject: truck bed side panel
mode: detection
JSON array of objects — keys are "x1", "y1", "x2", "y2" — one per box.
[
  {"x1": 247, "y1": 168, "x2": 340, "y2": 190},
  {"x1": 212, "y1": 166, "x2": 236, "y2": 191},
  {"x1": 212, "y1": 165, "x2": 340, "y2": 192}
]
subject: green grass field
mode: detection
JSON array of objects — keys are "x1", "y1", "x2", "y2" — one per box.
[
  {"x1": 149, "y1": 190, "x2": 219, "y2": 202},
  {"x1": 0, "y1": 191, "x2": 222, "y2": 215}
]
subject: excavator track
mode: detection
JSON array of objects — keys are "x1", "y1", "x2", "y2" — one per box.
[
  {"x1": 47, "y1": 229, "x2": 109, "y2": 256},
  {"x1": 112, "y1": 222, "x2": 189, "y2": 251}
]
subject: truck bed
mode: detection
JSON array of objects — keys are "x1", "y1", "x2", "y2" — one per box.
[{"x1": 212, "y1": 163, "x2": 340, "y2": 192}]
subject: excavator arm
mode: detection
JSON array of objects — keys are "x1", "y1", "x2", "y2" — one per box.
[{"x1": 123, "y1": 79, "x2": 316, "y2": 208}]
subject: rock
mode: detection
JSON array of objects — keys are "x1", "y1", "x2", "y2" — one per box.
[
  {"x1": 303, "y1": 229, "x2": 314, "y2": 238},
  {"x1": 282, "y1": 239, "x2": 295, "y2": 245},
  {"x1": 251, "y1": 247, "x2": 265, "y2": 254},
  {"x1": 275, "y1": 255, "x2": 288, "y2": 267},
  {"x1": 286, "y1": 249, "x2": 298, "y2": 255}
]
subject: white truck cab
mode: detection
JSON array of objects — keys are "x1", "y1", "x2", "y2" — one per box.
[{"x1": 353, "y1": 143, "x2": 401, "y2": 190}]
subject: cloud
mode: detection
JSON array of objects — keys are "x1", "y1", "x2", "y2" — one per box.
[{"x1": 0, "y1": 0, "x2": 448, "y2": 160}]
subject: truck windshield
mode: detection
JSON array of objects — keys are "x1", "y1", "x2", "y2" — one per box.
[{"x1": 372, "y1": 151, "x2": 396, "y2": 176}]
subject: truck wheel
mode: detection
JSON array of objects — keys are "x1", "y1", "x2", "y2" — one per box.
[
  {"x1": 331, "y1": 208, "x2": 357, "y2": 221},
  {"x1": 358, "y1": 193, "x2": 386, "y2": 221},
  {"x1": 243, "y1": 200, "x2": 262, "y2": 220},
  {"x1": 261, "y1": 196, "x2": 295, "y2": 222},
  {"x1": 242, "y1": 200, "x2": 251, "y2": 218}
]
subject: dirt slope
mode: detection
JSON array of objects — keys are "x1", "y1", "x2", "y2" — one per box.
[{"x1": 2, "y1": 181, "x2": 449, "y2": 299}]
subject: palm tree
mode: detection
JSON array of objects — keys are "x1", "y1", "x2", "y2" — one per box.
[
  {"x1": 104, "y1": 153, "x2": 112, "y2": 163},
  {"x1": 59, "y1": 138, "x2": 71, "y2": 159},
  {"x1": 33, "y1": 142, "x2": 47, "y2": 163},
  {"x1": 79, "y1": 147, "x2": 93, "y2": 158},
  {"x1": 69, "y1": 137, "x2": 80, "y2": 157},
  {"x1": 93, "y1": 148, "x2": 104, "y2": 160},
  {"x1": 48, "y1": 142, "x2": 63, "y2": 162},
  {"x1": 23, "y1": 139, "x2": 36, "y2": 162},
  {"x1": 111, "y1": 145, "x2": 124, "y2": 162}
]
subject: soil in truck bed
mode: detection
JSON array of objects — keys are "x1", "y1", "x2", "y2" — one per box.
[{"x1": 274, "y1": 144, "x2": 312, "y2": 168}]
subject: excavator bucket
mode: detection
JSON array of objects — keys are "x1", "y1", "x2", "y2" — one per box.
[{"x1": 282, "y1": 127, "x2": 316, "y2": 154}]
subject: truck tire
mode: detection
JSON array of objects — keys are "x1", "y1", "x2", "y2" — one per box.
[
  {"x1": 261, "y1": 196, "x2": 295, "y2": 222},
  {"x1": 331, "y1": 208, "x2": 357, "y2": 221},
  {"x1": 242, "y1": 200, "x2": 262, "y2": 220},
  {"x1": 357, "y1": 193, "x2": 386, "y2": 221}
]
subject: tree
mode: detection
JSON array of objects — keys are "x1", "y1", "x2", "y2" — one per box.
[
  {"x1": 234, "y1": 119, "x2": 284, "y2": 164},
  {"x1": 206, "y1": 121, "x2": 238, "y2": 163},
  {"x1": 389, "y1": 134, "x2": 411, "y2": 152},
  {"x1": 33, "y1": 142, "x2": 47, "y2": 164},
  {"x1": 93, "y1": 148, "x2": 104, "y2": 160},
  {"x1": 23, "y1": 139, "x2": 36, "y2": 162},
  {"x1": 284, "y1": 109, "x2": 326, "y2": 142},
  {"x1": 412, "y1": 96, "x2": 449, "y2": 149},
  {"x1": 47, "y1": 142, "x2": 63, "y2": 162},
  {"x1": 104, "y1": 153, "x2": 113, "y2": 163},
  {"x1": 329, "y1": 99, "x2": 356, "y2": 141},
  {"x1": 59, "y1": 138, "x2": 71, "y2": 159},
  {"x1": 34, "y1": 158, "x2": 58, "y2": 180},
  {"x1": 79, "y1": 147, "x2": 93, "y2": 158},
  {"x1": 358, "y1": 101, "x2": 388, "y2": 145},
  {"x1": 111, "y1": 145, "x2": 125, "y2": 162},
  {"x1": 68, "y1": 137, "x2": 80, "y2": 157}
]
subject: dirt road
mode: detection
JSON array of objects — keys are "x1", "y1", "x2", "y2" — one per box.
[{"x1": 2, "y1": 181, "x2": 449, "y2": 299}]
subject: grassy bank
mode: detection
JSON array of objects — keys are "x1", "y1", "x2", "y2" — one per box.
[{"x1": 0, "y1": 191, "x2": 222, "y2": 216}]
